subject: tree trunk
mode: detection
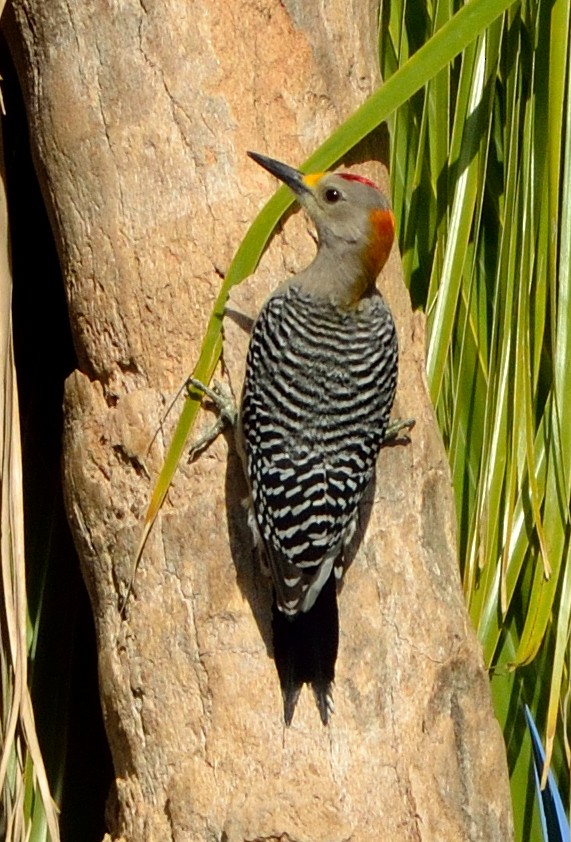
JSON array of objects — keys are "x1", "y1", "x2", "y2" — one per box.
[{"x1": 5, "y1": 1, "x2": 513, "y2": 839}]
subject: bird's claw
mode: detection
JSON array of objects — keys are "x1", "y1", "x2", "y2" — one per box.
[
  {"x1": 384, "y1": 417, "x2": 415, "y2": 443},
  {"x1": 186, "y1": 376, "x2": 238, "y2": 461}
]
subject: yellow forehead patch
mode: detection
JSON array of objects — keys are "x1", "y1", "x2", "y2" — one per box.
[{"x1": 302, "y1": 172, "x2": 327, "y2": 188}]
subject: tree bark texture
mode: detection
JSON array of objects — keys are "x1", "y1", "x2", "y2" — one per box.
[{"x1": 6, "y1": 1, "x2": 514, "y2": 840}]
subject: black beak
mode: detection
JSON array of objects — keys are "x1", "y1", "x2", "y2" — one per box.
[{"x1": 247, "y1": 151, "x2": 309, "y2": 197}]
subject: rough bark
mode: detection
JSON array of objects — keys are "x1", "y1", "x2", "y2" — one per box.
[{"x1": 5, "y1": 1, "x2": 513, "y2": 840}]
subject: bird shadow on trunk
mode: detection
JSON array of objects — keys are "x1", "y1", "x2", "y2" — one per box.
[{"x1": 223, "y1": 435, "x2": 274, "y2": 655}]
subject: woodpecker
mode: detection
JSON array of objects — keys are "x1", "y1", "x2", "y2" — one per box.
[{"x1": 239, "y1": 151, "x2": 399, "y2": 725}]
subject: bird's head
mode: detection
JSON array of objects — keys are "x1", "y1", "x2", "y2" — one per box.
[{"x1": 248, "y1": 151, "x2": 395, "y2": 302}]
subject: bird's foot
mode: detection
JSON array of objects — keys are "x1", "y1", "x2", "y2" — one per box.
[
  {"x1": 187, "y1": 376, "x2": 237, "y2": 424},
  {"x1": 384, "y1": 417, "x2": 415, "y2": 444},
  {"x1": 186, "y1": 377, "x2": 237, "y2": 461}
]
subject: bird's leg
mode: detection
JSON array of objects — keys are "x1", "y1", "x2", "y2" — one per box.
[
  {"x1": 186, "y1": 376, "x2": 237, "y2": 460},
  {"x1": 186, "y1": 376, "x2": 237, "y2": 423},
  {"x1": 383, "y1": 417, "x2": 415, "y2": 443}
]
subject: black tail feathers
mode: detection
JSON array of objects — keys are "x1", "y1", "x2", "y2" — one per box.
[{"x1": 272, "y1": 571, "x2": 339, "y2": 726}]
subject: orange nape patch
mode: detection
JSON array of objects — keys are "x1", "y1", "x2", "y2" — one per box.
[
  {"x1": 347, "y1": 209, "x2": 396, "y2": 306},
  {"x1": 363, "y1": 208, "x2": 395, "y2": 279},
  {"x1": 302, "y1": 172, "x2": 326, "y2": 189}
]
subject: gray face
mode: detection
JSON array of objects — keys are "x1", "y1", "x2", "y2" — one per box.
[
  {"x1": 247, "y1": 152, "x2": 392, "y2": 257},
  {"x1": 300, "y1": 173, "x2": 390, "y2": 248}
]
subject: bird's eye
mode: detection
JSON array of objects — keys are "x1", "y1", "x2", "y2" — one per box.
[{"x1": 324, "y1": 188, "x2": 341, "y2": 203}]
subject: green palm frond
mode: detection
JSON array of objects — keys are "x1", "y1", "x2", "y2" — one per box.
[{"x1": 381, "y1": 0, "x2": 571, "y2": 835}]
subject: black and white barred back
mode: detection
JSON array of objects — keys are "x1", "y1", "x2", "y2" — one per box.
[{"x1": 240, "y1": 283, "x2": 398, "y2": 617}]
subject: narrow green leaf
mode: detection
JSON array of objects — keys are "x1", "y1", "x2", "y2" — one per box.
[{"x1": 140, "y1": 0, "x2": 519, "y2": 559}]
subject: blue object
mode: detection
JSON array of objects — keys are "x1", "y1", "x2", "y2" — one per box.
[{"x1": 524, "y1": 705, "x2": 570, "y2": 842}]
